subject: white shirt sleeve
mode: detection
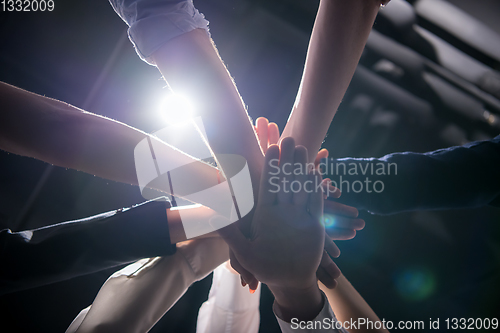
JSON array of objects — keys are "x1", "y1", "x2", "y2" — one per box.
[
  {"x1": 274, "y1": 291, "x2": 349, "y2": 333},
  {"x1": 66, "y1": 238, "x2": 229, "y2": 333},
  {"x1": 196, "y1": 263, "x2": 261, "y2": 333},
  {"x1": 109, "y1": 0, "x2": 209, "y2": 65}
]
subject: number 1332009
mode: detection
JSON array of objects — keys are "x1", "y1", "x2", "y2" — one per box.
[
  {"x1": 1, "y1": 0, "x2": 54, "y2": 12},
  {"x1": 445, "y1": 318, "x2": 498, "y2": 330}
]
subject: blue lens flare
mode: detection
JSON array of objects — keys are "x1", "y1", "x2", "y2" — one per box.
[
  {"x1": 394, "y1": 267, "x2": 436, "y2": 302},
  {"x1": 321, "y1": 214, "x2": 335, "y2": 228}
]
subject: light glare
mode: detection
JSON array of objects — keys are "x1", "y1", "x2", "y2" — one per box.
[{"x1": 159, "y1": 93, "x2": 194, "y2": 125}]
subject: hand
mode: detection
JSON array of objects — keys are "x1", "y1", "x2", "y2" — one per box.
[
  {"x1": 255, "y1": 117, "x2": 328, "y2": 168},
  {"x1": 217, "y1": 138, "x2": 339, "y2": 288},
  {"x1": 217, "y1": 138, "x2": 332, "y2": 320},
  {"x1": 254, "y1": 117, "x2": 357, "y2": 288},
  {"x1": 254, "y1": 117, "x2": 279, "y2": 154},
  {"x1": 255, "y1": 117, "x2": 363, "y2": 239},
  {"x1": 322, "y1": 181, "x2": 365, "y2": 240}
]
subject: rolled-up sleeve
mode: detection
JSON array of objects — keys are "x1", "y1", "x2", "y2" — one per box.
[{"x1": 109, "y1": 0, "x2": 209, "y2": 65}]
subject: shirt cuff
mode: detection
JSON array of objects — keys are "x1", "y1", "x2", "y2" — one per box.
[
  {"x1": 274, "y1": 290, "x2": 348, "y2": 333},
  {"x1": 114, "y1": 197, "x2": 176, "y2": 258},
  {"x1": 110, "y1": 0, "x2": 209, "y2": 65}
]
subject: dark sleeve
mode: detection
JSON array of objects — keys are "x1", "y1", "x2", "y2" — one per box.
[
  {"x1": 0, "y1": 198, "x2": 176, "y2": 295},
  {"x1": 320, "y1": 136, "x2": 500, "y2": 215}
]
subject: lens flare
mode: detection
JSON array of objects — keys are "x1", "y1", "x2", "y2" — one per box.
[
  {"x1": 321, "y1": 214, "x2": 335, "y2": 228},
  {"x1": 394, "y1": 267, "x2": 436, "y2": 302}
]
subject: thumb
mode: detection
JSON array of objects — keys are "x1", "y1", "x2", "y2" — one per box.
[{"x1": 210, "y1": 216, "x2": 248, "y2": 253}]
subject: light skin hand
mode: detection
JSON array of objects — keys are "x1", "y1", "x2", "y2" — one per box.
[
  {"x1": 227, "y1": 121, "x2": 340, "y2": 290},
  {"x1": 217, "y1": 137, "x2": 335, "y2": 322},
  {"x1": 255, "y1": 117, "x2": 365, "y2": 242},
  {"x1": 322, "y1": 181, "x2": 365, "y2": 240},
  {"x1": 254, "y1": 117, "x2": 364, "y2": 289}
]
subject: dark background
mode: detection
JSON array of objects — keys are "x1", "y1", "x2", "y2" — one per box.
[{"x1": 1, "y1": 0, "x2": 500, "y2": 332}]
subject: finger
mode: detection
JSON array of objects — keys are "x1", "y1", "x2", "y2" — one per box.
[
  {"x1": 256, "y1": 117, "x2": 269, "y2": 154},
  {"x1": 292, "y1": 145, "x2": 309, "y2": 207},
  {"x1": 213, "y1": 217, "x2": 249, "y2": 254},
  {"x1": 317, "y1": 250, "x2": 341, "y2": 286},
  {"x1": 308, "y1": 171, "x2": 324, "y2": 220},
  {"x1": 323, "y1": 215, "x2": 365, "y2": 230},
  {"x1": 248, "y1": 279, "x2": 260, "y2": 293},
  {"x1": 324, "y1": 234, "x2": 341, "y2": 258},
  {"x1": 229, "y1": 249, "x2": 257, "y2": 289},
  {"x1": 321, "y1": 180, "x2": 341, "y2": 199},
  {"x1": 326, "y1": 228, "x2": 357, "y2": 240},
  {"x1": 320, "y1": 250, "x2": 341, "y2": 281},
  {"x1": 259, "y1": 144, "x2": 280, "y2": 204},
  {"x1": 324, "y1": 200, "x2": 359, "y2": 218},
  {"x1": 316, "y1": 266, "x2": 338, "y2": 289},
  {"x1": 314, "y1": 148, "x2": 329, "y2": 168},
  {"x1": 277, "y1": 137, "x2": 295, "y2": 203},
  {"x1": 268, "y1": 122, "x2": 280, "y2": 146}
]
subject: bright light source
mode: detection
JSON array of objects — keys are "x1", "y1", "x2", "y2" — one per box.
[{"x1": 159, "y1": 93, "x2": 195, "y2": 125}]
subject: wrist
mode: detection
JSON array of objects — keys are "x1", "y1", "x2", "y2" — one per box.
[{"x1": 271, "y1": 283, "x2": 324, "y2": 323}]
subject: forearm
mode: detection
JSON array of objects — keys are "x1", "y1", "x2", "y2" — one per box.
[
  {"x1": 322, "y1": 135, "x2": 500, "y2": 214},
  {"x1": 0, "y1": 200, "x2": 175, "y2": 295},
  {"x1": 0, "y1": 81, "x2": 218, "y2": 194},
  {"x1": 282, "y1": 0, "x2": 382, "y2": 161},
  {"x1": 271, "y1": 283, "x2": 324, "y2": 323},
  {"x1": 68, "y1": 238, "x2": 230, "y2": 333},
  {"x1": 167, "y1": 204, "x2": 224, "y2": 243},
  {"x1": 320, "y1": 275, "x2": 389, "y2": 333},
  {"x1": 152, "y1": 29, "x2": 264, "y2": 206}
]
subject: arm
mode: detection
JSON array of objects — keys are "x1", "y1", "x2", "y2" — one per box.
[
  {"x1": 282, "y1": 0, "x2": 385, "y2": 162},
  {"x1": 0, "y1": 81, "x2": 219, "y2": 196},
  {"x1": 321, "y1": 135, "x2": 500, "y2": 214},
  {"x1": 66, "y1": 237, "x2": 229, "y2": 333},
  {"x1": 0, "y1": 200, "x2": 176, "y2": 295},
  {"x1": 320, "y1": 275, "x2": 390, "y2": 333},
  {"x1": 151, "y1": 29, "x2": 264, "y2": 208}
]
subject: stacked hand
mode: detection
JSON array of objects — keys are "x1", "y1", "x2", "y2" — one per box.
[
  {"x1": 216, "y1": 137, "x2": 331, "y2": 321},
  {"x1": 255, "y1": 117, "x2": 365, "y2": 241},
  {"x1": 216, "y1": 118, "x2": 365, "y2": 294}
]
